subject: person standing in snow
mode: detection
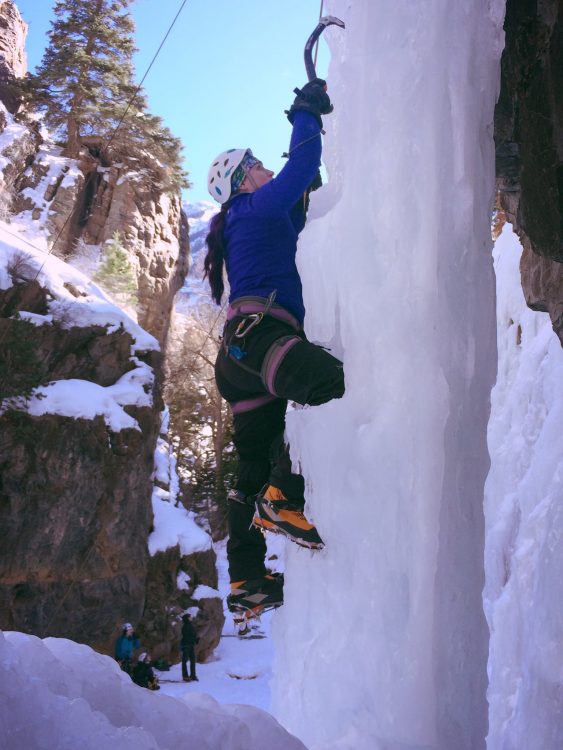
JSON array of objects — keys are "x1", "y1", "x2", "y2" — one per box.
[
  {"x1": 180, "y1": 613, "x2": 199, "y2": 682},
  {"x1": 114, "y1": 622, "x2": 140, "y2": 674},
  {"x1": 204, "y1": 79, "x2": 344, "y2": 624}
]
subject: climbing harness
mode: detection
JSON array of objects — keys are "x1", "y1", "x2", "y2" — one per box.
[
  {"x1": 222, "y1": 289, "x2": 302, "y2": 365},
  {"x1": 231, "y1": 290, "x2": 276, "y2": 338},
  {"x1": 220, "y1": 291, "x2": 306, "y2": 406}
]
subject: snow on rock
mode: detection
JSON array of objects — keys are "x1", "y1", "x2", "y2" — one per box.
[
  {"x1": 484, "y1": 224, "x2": 563, "y2": 750},
  {"x1": 153, "y1": 409, "x2": 180, "y2": 501},
  {"x1": 0, "y1": 631, "x2": 307, "y2": 750},
  {"x1": 176, "y1": 571, "x2": 191, "y2": 590},
  {"x1": 0, "y1": 222, "x2": 159, "y2": 352},
  {"x1": 272, "y1": 2, "x2": 504, "y2": 749},
  {"x1": 192, "y1": 584, "x2": 220, "y2": 600},
  {"x1": 18, "y1": 143, "x2": 79, "y2": 225},
  {"x1": 0, "y1": 104, "x2": 29, "y2": 173},
  {"x1": 149, "y1": 493, "x2": 212, "y2": 557},
  {"x1": 18, "y1": 359, "x2": 154, "y2": 432},
  {"x1": 13, "y1": 309, "x2": 53, "y2": 326},
  {"x1": 154, "y1": 436, "x2": 172, "y2": 483},
  {"x1": 0, "y1": 222, "x2": 160, "y2": 432},
  {"x1": 150, "y1": 406, "x2": 192, "y2": 559}
]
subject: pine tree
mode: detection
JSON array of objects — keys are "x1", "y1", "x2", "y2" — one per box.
[
  {"x1": 94, "y1": 231, "x2": 138, "y2": 304},
  {"x1": 32, "y1": 0, "x2": 188, "y2": 190},
  {"x1": 33, "y1": 0, "x2": 135, "y2": 157}
]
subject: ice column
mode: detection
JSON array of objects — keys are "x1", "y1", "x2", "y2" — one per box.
[{"x1": 272, "y1": 2, "x2": 505, "y2": 749}]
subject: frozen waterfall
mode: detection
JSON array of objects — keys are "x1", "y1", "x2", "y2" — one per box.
[{"x1": 273, "y1": 2, "x2": 505, "y2": 749}]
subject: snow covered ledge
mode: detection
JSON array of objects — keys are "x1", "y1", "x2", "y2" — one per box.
[{"x1": 272, "y1": 2, "x2": 504, "y2": 749}]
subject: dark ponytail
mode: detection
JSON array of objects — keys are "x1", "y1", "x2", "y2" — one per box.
[{"x1": 204, "y1": 204, "x2": 229, "y2": 305}]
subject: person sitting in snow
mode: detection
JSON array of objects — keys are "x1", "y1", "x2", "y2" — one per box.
[
  {"x1": 203, "y1": 79, "x2": 345, "y2": 627},
  {"x1": 132, "y1": 652, "x2": 160, "y2": 691},
  {"x1": 114, "y1": 622, "x2": 140, "y2": 675},
  {"x1": 180, "y1": 613, "x2": 199, "y2": 682}
]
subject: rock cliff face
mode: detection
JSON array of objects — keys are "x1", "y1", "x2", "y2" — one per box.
[
  {"x1": 0, "y1": 0, "x2": 26, "y2": 113},
  {"x1": 6, "y1": 137, "x2": 190, "y2": 350},
  {"x1": 0, "y1": 0, "x2": 25, "y2": 77},
  {"x1": 0, "y1": 248, "x2": 223, "y2": 661},
  {"x1": 42, "y1": 155, "x2": 190, "y2": 348},
  {"x1": 0, "y1": 274, "x2": 160, "y2": 653},
  {"x1": 495, "y1": 0, "x2": 563, "y2": 343},
  {"x1": 142, "y1": 546, "x2": 223, "y2": 665}
]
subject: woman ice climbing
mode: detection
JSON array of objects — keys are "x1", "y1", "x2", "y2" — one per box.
[{"x1": 204, "y1": 78, "x2": 345, "y2": 623}]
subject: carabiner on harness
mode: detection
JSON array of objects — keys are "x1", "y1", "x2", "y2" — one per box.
[{"x1": 234, "y1": 312, "x2": 263, "y2": 338}]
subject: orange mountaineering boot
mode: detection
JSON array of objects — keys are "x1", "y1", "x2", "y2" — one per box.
[
  {"x1": 227, "y1": 574, "x2": 284, "y2": 622},
  {"x1": 252, "y1": 485, "x2": 324, "y2": 549}
]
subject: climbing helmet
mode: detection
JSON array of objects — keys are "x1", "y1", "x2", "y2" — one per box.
[{"x1": 207, "y1": 148, "x2": 259, "y2": 203}]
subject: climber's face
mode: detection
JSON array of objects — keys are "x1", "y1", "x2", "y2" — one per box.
[{"x1": 240, "y1": 161, "x2": 274, "y2": 192}]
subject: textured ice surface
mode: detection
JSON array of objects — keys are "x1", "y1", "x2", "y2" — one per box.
[
  {"x1": 484, "y1": 225, "x2": 563, "y2": 750},
  {"x1": 272, "y1": 1, "x2": 505, "y2": 749},
  {"x1": 0, "y1": 631, "x2": 307, "y2": 750}
]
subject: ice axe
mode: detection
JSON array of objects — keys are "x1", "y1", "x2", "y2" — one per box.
[
  {"x1": 282, "y1": 15, "x2": 345, "y2": 156},
  {"x1": 304, "y1": 15, "x2": 345, "y2": 82}
]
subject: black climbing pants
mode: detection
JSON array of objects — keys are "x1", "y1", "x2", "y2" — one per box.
[
  {"x1": 215, "y1": 307, "x2": 345, "y2": 582},
  {"x1": 181, "y1": 645, "x2": 197, "y2": 680}
]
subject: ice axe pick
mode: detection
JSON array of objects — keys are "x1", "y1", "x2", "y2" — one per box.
[{"x1": 304, "y1": 15, "x2": 345, "y2": 82}]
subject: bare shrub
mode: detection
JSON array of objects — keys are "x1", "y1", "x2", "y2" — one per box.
[{"x1": 6, "y1": 250, "x2": 38, "y2": 284}]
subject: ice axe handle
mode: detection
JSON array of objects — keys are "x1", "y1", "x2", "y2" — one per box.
[{"x1": 303, "y1": 15, "x2": 345, "y2": 82}]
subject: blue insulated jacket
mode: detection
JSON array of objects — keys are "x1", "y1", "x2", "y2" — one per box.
[
  {"x1": 115, "y1": 634, "x2": 140, "y2": 660},
  {"x1": 224, "y1": 111, "x2": 322, "y2": 324}
]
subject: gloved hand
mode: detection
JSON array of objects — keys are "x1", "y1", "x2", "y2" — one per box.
[{"x1": 286, "y1": 78, "x2": 333, "y2": 127}]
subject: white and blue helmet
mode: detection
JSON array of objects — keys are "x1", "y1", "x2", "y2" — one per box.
[{"x1": 207, "y1": 148, "x2": 259, "y2": 204}]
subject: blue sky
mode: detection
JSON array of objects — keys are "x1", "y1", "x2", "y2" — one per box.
[{"x1": 16, "y1": 0, "x2": 329, "y2": 204}]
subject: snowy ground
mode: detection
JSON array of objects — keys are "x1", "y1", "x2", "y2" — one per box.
[{"x1": 157, "y1": 535, "x2": 285, "y2": 712}]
